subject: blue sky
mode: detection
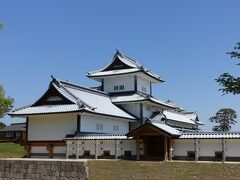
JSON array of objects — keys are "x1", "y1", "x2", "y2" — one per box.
[{"x1": 0, "y1": 0, "x2": 240, "y2": 131}]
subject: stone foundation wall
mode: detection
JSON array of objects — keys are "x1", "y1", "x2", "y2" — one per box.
[{"x1": 0, "y1": 159, "x2": 88, "y2": 180}]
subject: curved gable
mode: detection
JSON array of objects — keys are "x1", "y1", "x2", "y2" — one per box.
[{"x1": 32, "y1": 85, "x2": 74, "y2": 106}]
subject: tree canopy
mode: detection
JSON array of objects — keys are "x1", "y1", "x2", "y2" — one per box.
[
  {"x1": 0, "y1": 121, "x2": 6, "y2": 130},
  {"x1": 216, "y1": 42, "x2": 240, "y2": 95},
  {"x1": 0, "y1": 21, "x2": 3, "y2": 30},
  {"x1": 0, "y1": 85, "x2": 14, "y2": 119},
  {"x1": 209, "y1": 108, "x2": 237, "y2": 132}
]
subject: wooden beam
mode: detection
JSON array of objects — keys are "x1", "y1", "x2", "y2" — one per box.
[
  {"x1": 24, "y1": 144, "x2": 31, "y2": 158},
  {"x1": 136, "y1": 136, "x2": 140, "y2": 160},
  {"x1": 77, "y1": 115, "x2": 81, "y2": 133},
  {"x1": 164, "y1": 136, "x2": 168, "y2": 161},
  {"x1": 47, "y1": 144, "x2": 54, "y2": 158},
  {"x1": 27, "y1": 141, "x2": 66, "y2": 146},
  {"x1": 77, "y1": 140, "x2": 80, "y2": 159},
  {"x1": 134, "y1": 75, "x2": 137, "y2": 92},
  {"x1": 195, "y1": 139, "x2": 199, "y2": 161},
  {"x1": 26, "y1": 117, "x2": 29, "y2": 141},
  {"x1": 95, "y1": 139, "x2": 98, "y2": 159},
  {"x1": 222, "y1": 138, "x2": 226, "y2": 162},
  {"x1": 169, "y1": 139, "x2": 173, "y2": 161},
  {"x1": 66, "y1": 140, "x2": 69, "y2": 159},
  {"x1": 115, "y1": 139, "x2": 118, "y2": 160}
]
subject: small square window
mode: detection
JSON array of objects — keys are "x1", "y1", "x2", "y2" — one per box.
[
  {"x1": 187, "y1": 151, "x2": 195, "y2": 158},
  {"x1": 83, "y1": 150, "x2": 90, "y2": 156},
  {"x1": 103, "y1": 150, "x2": 110, "y2": 156},
  {"x1": 114, "y1": 86, "x2": 119, "y2": 91},
  {"x1": 96, "y1": 123, "x2": 103, "y2": 130},
  {"x1": 215, "y1": 151, "x2": 223, "y2": 158},
  {"x1": 113, "y1": 125, "x2": 119, "y2": 131},
  {"x1": 119, "y1": 85, "x2": 124, "y2": 90},
  {"x1": 124, "y1": 151, "x2": 132, "y2": 157}
]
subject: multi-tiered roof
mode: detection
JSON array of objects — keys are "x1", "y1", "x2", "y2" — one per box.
[{"x1": 87, "y1": 50, "x2": 164, "y2": 83}]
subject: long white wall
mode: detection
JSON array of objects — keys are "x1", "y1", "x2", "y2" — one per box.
[
  {"x1": 67, "y1": 139, "x2": 136, "y2": 157},
  {"x1": 28, "y1": 114, "x2": 77, "y2": 141},
  {"x1": 199, "y1": 139, "x2": 222, "y2": 157},
  {"x1": 174, "y1": 139, "x2": 240, "y2": 158},
  {"x1": 226, "y1": 139, "x2": 240, "y2": 157},
  {"x1": 80, "y1": 113, "x2": 129, "y2": 134},
  {"x1": 173, "y1": 139, "x2": 195, "y2": 156}
]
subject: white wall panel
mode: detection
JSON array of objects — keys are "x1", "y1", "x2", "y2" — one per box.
[
  {"x1": 226, "y1": 139, "x2": 240, "y2": 157},
  {"x1": 28, "y1": 114, "x2": 77, "y2": 141},
  {"x1": 173, "y1": 139, "x2": 195, "y2": 156},
  {"x1": 198, "y1": 139, "x2": 222, "y2": 157},
  {"x1": 81, "y1": 114, "x2": 129, "y2": 134},
  {"x1": 104, "y1": 75, "x2": 134, "y2": 93},
  {"x1": 137, "y1": 77, "x2": 151, "y2": 95}
]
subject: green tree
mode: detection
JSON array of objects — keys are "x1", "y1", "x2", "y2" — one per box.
[
  {"x1": 0, "y1": 121, "x2": 6, "y2": 130},
  {"x1": 0, "y1": 85, "x2": 14, "y2": 119},
  {"x1": 216, "y1": 42, "x2": 240, "y2": 95},
  {"x1": 209, "y1": 108, "x2": 237, "y2": 132},
  {"x1": 0, "y1": 21, "x2": 3, "y2": 30}
]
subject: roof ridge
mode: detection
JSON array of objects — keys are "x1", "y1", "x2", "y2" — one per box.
[
  {"x1": 52, "y1": 79, "x2": 96, "y2": 110},
  {"x1": 117, "y1": 50, "x2": 143, "y2": 68},
  {"x1": 59, "y1": 79, "x2": 109, "y2": 96},
  {"x1": 10, "y1": 104, "x2": 31, "y2": 114},
  {"x1": 182, "y1": 131, "x2": 240, "y2": 134}
]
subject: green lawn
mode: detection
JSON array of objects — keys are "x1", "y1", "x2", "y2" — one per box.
[
  {"x1": 88, "y1": 160, "x2": 240, "y2": 180},
  {"x1": 0, "y1": 143, "x2": 25, "y2": 158}
]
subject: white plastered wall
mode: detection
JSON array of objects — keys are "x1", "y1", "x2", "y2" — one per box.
[
  {"x1": 120, "y1": 103, "x2": 140, "y2": 118},
  {"x1": 173, "y1": 139, "x2": 195, "y2": 156},
  {"x1": 226, "y1": 139, "x2": 240, "y2": 157},
  {"x1": 104, "y1": 75, "x2": 134, "y2": 93},
  {"x1": 68, "y1": 139, "x2": 136, "y2": 157},
  {"x1": 28, "y1": 113, "x2": 77, "y2": 141},
  {"x1": 198, "y1": 139, "x2": 222, "y2": 157},
  {"x1": 137, "y1": 77, "x2": 151, "y2": 95},
  {"x1": 80, "y1": 113, "x2": 129, "y2": 134}
]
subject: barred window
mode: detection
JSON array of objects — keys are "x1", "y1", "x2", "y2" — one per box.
[{"x1": 96, "y1": 123, "x2": 103, "y2": 130}]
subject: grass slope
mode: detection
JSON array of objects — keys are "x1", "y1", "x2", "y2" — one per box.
[
  {"x1": 0, "y1": 143, "x2": 25, "y2": 158},
  {"x1": 88, "y1": 160, "x2": 240, "y2": 180}
]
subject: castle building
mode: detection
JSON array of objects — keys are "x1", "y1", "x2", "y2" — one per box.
[{"x1": 9, "y1": 51, "x2": 240, "y2": 161}]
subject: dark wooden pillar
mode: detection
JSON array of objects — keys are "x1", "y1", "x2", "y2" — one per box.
[
  {"x1": 164, "y1": 136, "x2": 168, "y2": 161},
  {"x1": 136, "y1": 136, "x2": 140, "y2": 160},
  {"x1": 47, "y1": 144, "x2": 54, "y2": 158},
  {"x1": 134, "y1": 75, "x2": 137, "y2": 92},
  {"x1": 24, "y1": 145, "x2": 31, "y2": 158},
  {"x1": 77, "y1": 115, "x2": 81, "y2": 133},
  {"x1": 169, "y1": 138, "x2": 173, "y2": 161}
]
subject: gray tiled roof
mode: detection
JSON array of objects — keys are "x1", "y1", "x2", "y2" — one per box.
[
  {"x1": 180, "y1": 131, "x2": 240, "y2": 139},
  {"x1": 9, "y1": 79, "x2": 136, "y2": 121},
  {"x1": 64, "y1": 134, "x2": 131, "y2": 140},
  {"x1": 87, "y1": 50, "x2": 165, "y2": 82},
  {"x1": 0, "y1": 123, "x2": 26, "y2": 132}
]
